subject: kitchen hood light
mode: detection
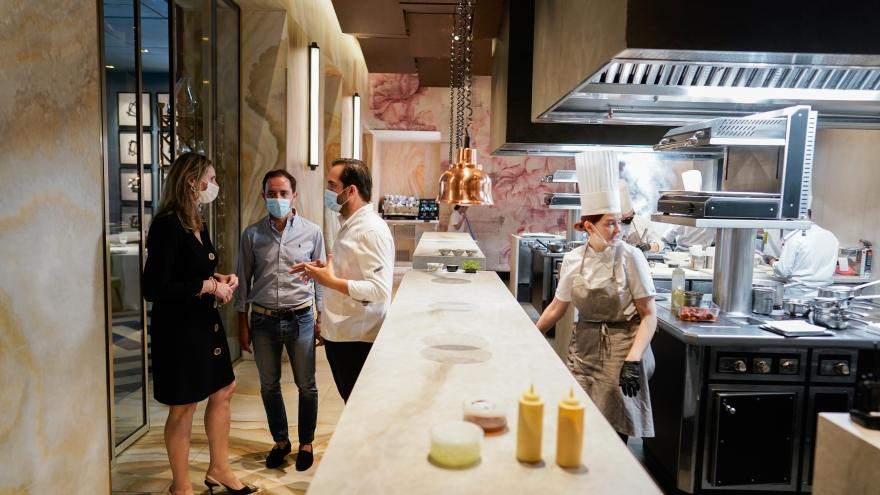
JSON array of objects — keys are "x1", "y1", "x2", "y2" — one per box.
[{"x1": 437, "y1": 0, "x2": 494, "y2": 206}]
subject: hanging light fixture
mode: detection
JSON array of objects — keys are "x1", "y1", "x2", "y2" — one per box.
[{"x1": 437, "y1": 0, "x2": 493, "y2": 206}]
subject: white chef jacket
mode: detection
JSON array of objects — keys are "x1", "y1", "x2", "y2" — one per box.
[
  {"x1": 322, "y1": 204, "x2": 395, "y2": 343},
  {"x1": 555, "y1": 242, "x2": 656, "y2": 320},
  {"x1": 622, "y1": 215, "x2": 664, "y2": 250},
  {"x1": 773, "y1": 224, "x2": 839, "y2": 289},
  {"x1": 662, "y1": 226, "x2": 717, "y2": 252},
  {"x1": 448, "y1": 210, "x2": 466, "y2": 233}
]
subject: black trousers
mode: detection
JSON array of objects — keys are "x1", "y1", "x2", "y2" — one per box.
[{"x1": 324, "y1": 340, "x2": 373, "y2": 403}]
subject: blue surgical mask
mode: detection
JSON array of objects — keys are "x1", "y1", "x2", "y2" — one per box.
[
  {"x1": 324, "y1": 188, "x2": 351, "y2": 213},
  {"x1": 266, "y1": 198, "x2": 291, "y2": 218}
]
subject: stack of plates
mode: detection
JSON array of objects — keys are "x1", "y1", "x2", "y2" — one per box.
[{"x1": 760, "y1": 320, "x2": 833, "y2": 337}]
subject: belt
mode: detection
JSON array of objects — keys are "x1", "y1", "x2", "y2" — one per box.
[{"x1": 252, "y1": 303, "x2": 312, "y2": 319}]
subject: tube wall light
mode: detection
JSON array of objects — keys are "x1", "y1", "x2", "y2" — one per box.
[
  {"x1": 308, "y1": 42, "x2": 320, "y2": 170},
  {"x1": 352, "y1": 92, "x2": 361, "y2": 160}
]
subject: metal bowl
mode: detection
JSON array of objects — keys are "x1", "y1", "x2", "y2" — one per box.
[
  {"x1": 438, "y1": 249, "x2": 452, "y2": 256},
  {"x1": 782, "y1": 298, "x2": 811, "y2": 317},
  {"x1": 452, "y1": 249, "x2": 465, "y2": 256},
  {"x1": 547, "y1": 241, "x2": 565, "y2": 253},
  {"x1": 465, "y1": 249, "x2": 478, "y2": 256}
]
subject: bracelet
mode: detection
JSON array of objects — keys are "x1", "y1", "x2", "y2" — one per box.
[{"x1": 209, "y1": 278, "x2": 218, "y2": 295}]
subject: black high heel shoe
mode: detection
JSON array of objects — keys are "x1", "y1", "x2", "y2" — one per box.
[{"x1": 204, "y1": 475, "x2": 258, "y2": 494}]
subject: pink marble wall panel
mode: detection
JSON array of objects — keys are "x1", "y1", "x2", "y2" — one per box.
[{"x1": 369, "y1": 74, "x2": 572, "y2": 270}]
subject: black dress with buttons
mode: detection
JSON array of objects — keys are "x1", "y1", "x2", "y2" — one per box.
[{"x1": 143, "y1": 212, "x2": 234, "y2": 405}]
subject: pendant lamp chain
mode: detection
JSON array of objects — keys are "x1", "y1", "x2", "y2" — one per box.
[{"x1": 447, "y1": 0, "x2": 476, "y2": 164}]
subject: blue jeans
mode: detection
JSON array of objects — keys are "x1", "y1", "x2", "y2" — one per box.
[{"x1": 250, "y1": 310, "x2": 318, "y2": 444}]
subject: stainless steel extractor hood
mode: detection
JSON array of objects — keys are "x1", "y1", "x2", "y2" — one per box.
[{"x1": 534, "y1": 1, "x2": 880, "y2": 128}]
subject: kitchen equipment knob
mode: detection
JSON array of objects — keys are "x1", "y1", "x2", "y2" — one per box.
[
  {"x1": 781, "y1": 360, "x2": 793, "y2": 369},
  {"x1": 734, "y1": 360, "x2": 747, "y2": 373},
  {"x1": 755, "y1": 360, "x2": 770, "y2": 374},
  {"x1": 835, "y1": 362, "x2": 850, "y2": 376},
  {"x1": 724, "y1": 403, "x2": 736, "y2": 415}
]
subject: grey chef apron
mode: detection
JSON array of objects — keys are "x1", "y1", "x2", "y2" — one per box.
[{"x1": 567, "y1": 243, "x2": 655, "y2": 437}]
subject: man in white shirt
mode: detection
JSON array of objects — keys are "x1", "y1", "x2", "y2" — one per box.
[
  {"x1": 293, "y1": 158, "x2": 395, "y2": 402},
  {"x1": 447, "y1": 205, "x2": 469, "y2": 233},
  {"x1": 618, "y1": 180, "x2": 663, "y2": 252},
  {"x1": 766, "y1": 220, "x2": 839, "y2": 296},
  {"x1": 662, "y1": 225, "x2": 717, "y2": 252}
]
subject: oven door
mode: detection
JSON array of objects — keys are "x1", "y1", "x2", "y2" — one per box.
[
  {"x1": 703, "y1": 384, "x2": 803, "y2": 491},
  {"x1": 800, "y1": 387, "x2": 854, "y2": 492}
]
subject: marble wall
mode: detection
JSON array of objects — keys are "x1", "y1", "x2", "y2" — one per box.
[
  {"x1": 240, "y1": 9, "x2": 288, "y2": 228},
  {"x1": 0, "y1": 1, "x2": 110, "y2": 493},
  {"x1": 368, "y1": 74, "x2": 573, "y2": 270},
  {"x1": 238, "y1": 0, "x2": 370, "y2": 238},
  {"x1": 813, "y1": 129, "x2": 880, "y2": 258}
]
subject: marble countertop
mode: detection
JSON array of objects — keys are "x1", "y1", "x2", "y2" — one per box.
[
  {"x1": 813, "y1": 412, "x2": 880, "y2": 495},
  {"x1": 307, "y1": 270, "x2": 662, "y2": 494},
  {"x1": 413, "y1": 232, "x2": 485, "y2": 269}
]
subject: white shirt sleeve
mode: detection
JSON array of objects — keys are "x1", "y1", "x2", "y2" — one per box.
[
  {"x1": 346, "y1": 230, "x2": 394, "y2": 303},
  {"x1": 624, "y1": 246, "x2": 657, "y2": 300},
  {"x1": 773, "y1": 233, "x2": 803, "y2": 279},
  {"x1": 554, "y1": 250, "x2": 583, "y2": 302}
]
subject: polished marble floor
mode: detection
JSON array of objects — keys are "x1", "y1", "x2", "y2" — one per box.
[{"x1": 111, "y1": 347, "x2": 344, "y2": 495}]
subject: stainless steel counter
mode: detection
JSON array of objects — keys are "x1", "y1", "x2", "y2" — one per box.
[{"x1": 655, "y1": 300, "x2": 880, "y2": 349}]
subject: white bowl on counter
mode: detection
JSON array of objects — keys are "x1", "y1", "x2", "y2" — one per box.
[{"x1": 426, "y1": 263, "x2": 444, "y2": 272}]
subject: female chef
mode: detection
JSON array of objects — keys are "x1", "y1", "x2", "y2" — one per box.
[{"x1": 536, "y1": 151, "x2": 657, "y2": 442}]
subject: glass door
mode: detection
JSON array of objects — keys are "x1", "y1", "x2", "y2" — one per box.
[
  {"x1": 102, "y1": 0, "x2": 172, "y2": 454},
  {"x1": 102, "y1": 0, "x2": 240, "y2": 459},
  {"x1": 173, "y1": 0, "x2": 241, "y2": 360}
]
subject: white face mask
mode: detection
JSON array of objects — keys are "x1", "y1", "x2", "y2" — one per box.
[
  {"x1": 199, "y1": 180, "x2": 219, "y2": 204},
  {"x1": 590, "y1": 225, "x2": 620, "y2": 248}
]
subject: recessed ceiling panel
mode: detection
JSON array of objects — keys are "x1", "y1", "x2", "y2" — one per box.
[
  {"x1": 360, "y1": 37, "x2": 417, "y2": 72},
  {"x1": 408, "y1": 13, "x2": 453, "y2": 58},
  {"x1": 331, "y1": 0, "x2": 407, "y2": 36}
]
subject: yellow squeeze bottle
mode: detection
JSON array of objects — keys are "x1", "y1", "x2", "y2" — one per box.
[
  {"x1": 516, "y1": 384, "x2": 544, "y2": 463},
  {"x1": 556, "y1": 388, "x2": 585, "y2": 468}
]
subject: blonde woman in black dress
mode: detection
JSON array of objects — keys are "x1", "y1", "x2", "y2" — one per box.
[{"x1": 143, "y1": 153, "x2": 256, "y2": 495}]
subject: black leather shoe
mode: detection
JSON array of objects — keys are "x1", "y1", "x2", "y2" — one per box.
[
  {"x1": 295, "y1": 445, "x2": 314, "y2": 471},
  {"x1": 265, "y1": 440, "x2": 291, "y2": 469}
]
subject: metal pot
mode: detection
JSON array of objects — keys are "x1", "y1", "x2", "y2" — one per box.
[
  {"x1": 752, "y1": 287, "x2": 775, "y2": 315},
  {"x1": 811, "y1": 308, "x2": 850, "y2": 329},
  {"x1": 782, "y1": 298, "x2": 811, "y2": 317},
  {"x1": 753, "y1": 280, "x2": 784, "y2": 308},
  {"x1": 566, "y1": 240, "x2": 585, "y2": 251},
  {"x1": 684, "y1": 291, "x2": 704, "y2": 307},
  {"x1": 817, "y1": 279, "x2": 880, "y2": 300},
  {"x1": 546, "y1": 241, "x2": 565, "y2": 253}
]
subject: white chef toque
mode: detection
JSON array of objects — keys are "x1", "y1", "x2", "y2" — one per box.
[
  {"x1": 681, "y1": 169, "x2": 703, "y2": 192},
  {"x1": 618, "y1": 179, "x2": 634, "y2": 215},
  {"x1": 575, "y1": 150, "x2": 620, "y2": 216}
]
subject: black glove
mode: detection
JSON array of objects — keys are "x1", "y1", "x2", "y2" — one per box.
[
  {"x1": 636, "y1": 242, "x2": 651, "y2": 252},
  {"x1": 619, "y1": 361, "x2": 642, "y2": 397},
  {"x1": 762, "y1": 254, "x2": 776, "y2": 265}
]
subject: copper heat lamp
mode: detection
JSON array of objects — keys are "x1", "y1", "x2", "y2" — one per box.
[
  {"x1": 438, "y1": 138, "x2": 494, "y2": 205},
  {"x1": 437, "y1": 0, "x2": 493, "y2": 206}
]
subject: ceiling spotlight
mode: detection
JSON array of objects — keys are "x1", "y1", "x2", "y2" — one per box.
[
  {"x1": 141, "y1": 48, "x2": 149, "y2": 53},
  {"x1": 105, "y1": 65, "x2": 115, "y2": 69}
]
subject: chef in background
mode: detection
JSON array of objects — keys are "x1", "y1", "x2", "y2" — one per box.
[
  {"x1": 619, "y1": 179, "x2": 664, "y2": 253},
  {"x1": 662, "y1": 170, "x2": 716, "y2": 252},
  {"x1": 763, "y1": 210, "x2": 839, "y2": 297},
  {"x1": 536, "y1": 150, "x2": 657, "y2": 444}
]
